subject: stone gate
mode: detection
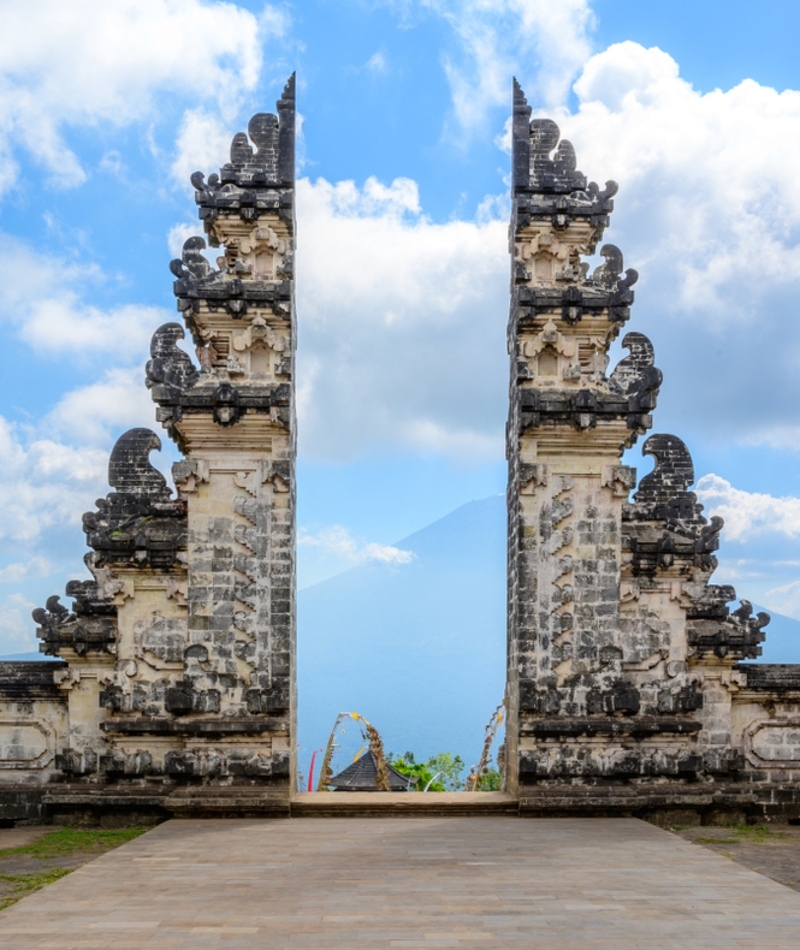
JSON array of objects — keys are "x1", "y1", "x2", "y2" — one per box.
[{"x1": 1, "y1": 78, "x2": 799, "y2": 823}]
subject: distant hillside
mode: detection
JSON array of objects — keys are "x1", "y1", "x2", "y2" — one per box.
[
  {"x1": 295, "y1": 497, "x2": 800, "y2": 778},
  {"x1": 752, "y1": 607, "x2": 800, "y2": 663},
  {"x1": 297, "y1": 496, "x2": 508, "y2": 773}
]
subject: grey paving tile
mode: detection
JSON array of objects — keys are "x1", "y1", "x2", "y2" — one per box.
[{"x1": 2, "y1": 817, "x2": 800, "y2": 947}]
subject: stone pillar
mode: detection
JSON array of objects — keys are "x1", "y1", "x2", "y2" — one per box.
[
  {"x1": 22, "y1": 79, "x2": 299, "y2": 815},
  {"x1": 506, "y1": 82, "x2": 657, "y2": 795},
  {"x1": 505, "y1": 85, "x2": 775, "y2": 816},
  {"x1": 144, "y1": 76, "x2": 297, "y2": 797}
]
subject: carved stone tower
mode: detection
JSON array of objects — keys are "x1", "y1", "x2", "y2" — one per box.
[
  {"x1": 0, "y1": 78, "x2": 297, "y2": 819},
  {"x1": 506, "y1": 81, "x2": 798, "y2": 819}
]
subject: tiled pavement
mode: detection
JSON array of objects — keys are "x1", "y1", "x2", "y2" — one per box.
[{"x1": 3, "y1": 816, "x2": 800, "y2": 948}]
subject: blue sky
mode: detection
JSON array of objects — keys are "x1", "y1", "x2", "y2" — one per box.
[{"x1": 2, "y1": 0, "x2": 800, "y2": 653}]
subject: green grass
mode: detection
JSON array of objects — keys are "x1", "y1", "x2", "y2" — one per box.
[
  {"x1": 691, "y1": 824, "x2": 793, "y2": 846},
  {"x1": 0, "y1": 868, "x2": 72, "y2": 911},
  {"x1": 0, "y1": 826, "x2": 147, "y2": 862},
  {"x1": 0, "y1": 827, "x2": 149, "y2": 913}
]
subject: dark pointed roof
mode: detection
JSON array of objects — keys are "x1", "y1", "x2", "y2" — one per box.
[{"x1": 328, "y1": 751, "x2": 416, "y2": 791}]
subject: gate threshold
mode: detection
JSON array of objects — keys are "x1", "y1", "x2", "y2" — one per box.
[{"x1": 290, "y1": 791, "x2": 519, "y2": 817}]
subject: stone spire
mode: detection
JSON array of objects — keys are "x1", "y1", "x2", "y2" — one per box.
[
  {"x1": 27, "y1": 79, "x2": 298, "y2": 808},
  {"x1": 505, "y1": 80, "x2": 770, "y2": 806}
]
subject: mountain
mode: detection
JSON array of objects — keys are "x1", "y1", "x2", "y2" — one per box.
[
  {"x1": 752, "y1": 607, "x2": 800, "y2": 663},
  {"x1": 297, "y1": 496, "x2": 508, "y2": 773},
  {"x1": 295, "y1": 497, "x2": 800, "y2": 774}
]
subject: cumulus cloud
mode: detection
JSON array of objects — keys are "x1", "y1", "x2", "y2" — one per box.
[
  {"x1": 45, "y1": 367, "x2": 160, "y2": 446},
  {"x1": 171, "y1": 108, "x2": 234, "y2": 188},
  {"x1": 0, "y1": 416, "x2": 108, "y2": 542},
  {"x1": 696, "y1": 474, "x2": 800, "y2": 542},
  {"x1": 295, "y1": 175, "x2": 508, "y2": 461},
  {"x1": 542, "y1": 42, "x2": 800, "y2": 449},
  {"x1": 0, "y1": 557, "x2": 52, "y2": 584},
  {"x1": 292, "y1": 41, "x2": 800, "y2": 462},
  {"x1": 567, "y1": 42, "x2": 800, "y2": 314},
  {"x1": 298, "y1": 525, "x2": 415, "y2": 565},
  {"x1": 0, "y1": 237, "x2": 169, "y2": 359},
  {"x1": 421, "y1": 0, "x2": 594, "y2": 134},
  {"x1": 0, "y1": 0, "x2": 289, "y2": 195}
]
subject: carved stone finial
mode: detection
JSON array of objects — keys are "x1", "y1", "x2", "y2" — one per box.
[
  {"x1": 591, "y1": 245, "x2": 638, "y2": 291},
  {"x1": 146, "y1": 323, "x2": 199, "y2": 394},
  {"x1": 610, "y1": 332, "x2": 662, "y2": 400},
  {"x1": 190, "y1": 74, "x2": 296, "y2": 205},
  {"x1": 511, "y1": 80, "x2": 618, "y2": 250},
  {"x1": 636, "y1": 434, "x2": 695, "y2": 504},
  {"x1": 169, "y1": 237, "x2": 213, "y2": 281},
  {"x1": 527, "y1": 118, "x2": 587, "y2": 194},
  {"x1": 108, "y1": 429, "x2": 169, "y2": 499}
]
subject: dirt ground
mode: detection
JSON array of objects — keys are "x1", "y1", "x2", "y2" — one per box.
[{"x1": 673, "y1": 823, "x2": 800, "y2": 892}]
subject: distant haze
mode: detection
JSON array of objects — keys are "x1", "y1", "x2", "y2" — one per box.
[{"x1": 298, "y1": 496, "x2": 507, "y2": 776}]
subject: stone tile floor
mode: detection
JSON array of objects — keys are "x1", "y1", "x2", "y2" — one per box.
[{"x1": 3, "y1": 817, "x2": 800, "y2": 948}]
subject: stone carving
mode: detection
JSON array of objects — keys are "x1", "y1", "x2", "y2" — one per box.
[
  {"x1": 82, "y1": 428, "x2": 186, "y2": 568},
  {"x1": 506, "y1": 78, "x2": 800, "y2": 821},
  {"x1": 590, "y1": 244, "x2": 638, "y2": 292},
  {"x1": 2, "y1": 79, "x2": 297, "y2": 819},
  {"x1": 610, "y1": 332, "x2": 662, "y2": 405},
  {"x1": 169, "y1": 235, "x2": 213, "y2": 281}
]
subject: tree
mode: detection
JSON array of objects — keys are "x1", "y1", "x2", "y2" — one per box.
[
  {"x1": 475, "y1": 767, "x2": 502, "y2": 791},
  {"x1": 426, "y1": 752, "x2": 465, "y2": 791},
  {"x1": 388, "y1": 751, "x2": 465, "y2": 792}
]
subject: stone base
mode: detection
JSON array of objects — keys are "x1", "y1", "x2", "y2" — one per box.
[
  {"x1": 518, "y1": 782, "x2": 800, "y2": 824},
  {"x1": 0, "y1": 784, "x2": 291, "y2": 825},
  {"x1": 291, "y1": 791, "x2": 519, "y2": 817},
  {"x1": 4, "y1": 782, "x2": 799, "y2": 826}
]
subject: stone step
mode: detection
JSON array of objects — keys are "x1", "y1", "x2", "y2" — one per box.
[{"x1": 290, "y1": 791, "x2": 519, "y2": 817}]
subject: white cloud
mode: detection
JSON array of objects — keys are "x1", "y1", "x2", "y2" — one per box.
[
  {"x1": 0, "y1": 396, "x2": 176, "y2": 545},
  {"x1": 541, "y1": 42, "x2": 800, "y2": 447},
  {"x1": 0, "y1": 593, "x2": 38, "y2": 653},
  {"x1": 565, "y1": 43, "x2": 800, "y2": 316},
  {"x1": 292, "y1": 40, "x2": 800, "y2": 462},
  {"x1": 298, "y1": 525, "x2": 415, "y2": 565},
  {"x1": 46, "y1": 367, "x2": 159, "y2": 446},
  {"x1": 0, "y1": 557, "x2": 52, "y2": 584},
  {"x1": 365, "y1": 52, "x2": 389, "y2": 75},
  {"x1": 0, "y1": 0, "x2": 289, "y2": 195},
  {"x1": 0, "y1": 416, "x2": 108, "y2": 542},
  {"x1": 295, "y1": 175, "x2": 508, "y2": 461},
  {"x1": 0, "y1": 237, "x2": 169, "y2": 358},
  {"x1": 171, "y1": 108, "x2": 234, "y2": 188},
  {"x1": 696, "y1": 474, "x2": 800, "y2": 542},
  {"x1": 421, "y1": 0, "x2": 594, "y2": 134}
]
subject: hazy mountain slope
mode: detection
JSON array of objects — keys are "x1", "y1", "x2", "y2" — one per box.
[
  {"x1": 753, "y1": 607, "x2": 800, "y2": 663},
  {"x1": 297, "y1": 496, "x2": 508, "y2": 771}
]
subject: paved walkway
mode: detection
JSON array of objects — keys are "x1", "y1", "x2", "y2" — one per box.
[{"x1": 3, "y1": 817, "x2": 800, "y2": 948}]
